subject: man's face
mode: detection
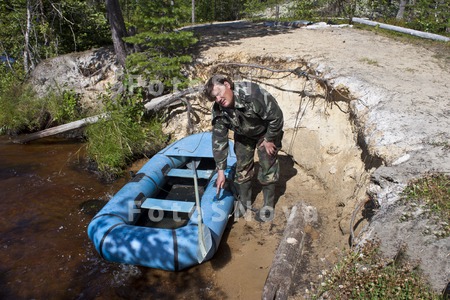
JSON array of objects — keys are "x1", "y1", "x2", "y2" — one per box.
[{"x1": 211, "y1": 81, "x2": 234, "y2": 108}]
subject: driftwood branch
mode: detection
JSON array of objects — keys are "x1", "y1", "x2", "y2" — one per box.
[
  {"x1": 262, "y1": 202, "x2": 317, "y2": 300},
  {"x1": 12, "y1": 113, "x2": 109, "y2": 144},
  {"x1": 13, "y1": 85, "x2": 204, "y2": 144}
]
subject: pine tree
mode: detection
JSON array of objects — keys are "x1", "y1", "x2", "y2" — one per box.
[{"x1": 124, "y1": 0, "x2": 197, "y2": 97}]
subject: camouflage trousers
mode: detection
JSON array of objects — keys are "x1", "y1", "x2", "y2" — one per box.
[{"x1": 233, "y1": 131, "x2": 283, "y2": 185}]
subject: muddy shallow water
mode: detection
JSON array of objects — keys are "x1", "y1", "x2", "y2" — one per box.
[{"x1": 0, "y1": 136, "x2": 232, "y2": 299}]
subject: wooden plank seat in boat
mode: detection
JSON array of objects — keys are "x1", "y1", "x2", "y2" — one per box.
[
  {"x1": 141, "y1": 198, "x2": 195, "y2": 214},
  {"x1": 167, "y1": 168, "x2": 213, "y2": 179}
]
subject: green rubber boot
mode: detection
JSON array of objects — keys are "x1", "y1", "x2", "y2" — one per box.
[
  {"x1": 234, "y1": 181, "x2": 252, "y2": 219},
  {"x1": 255, "y1": 183, "x2": 276, "y2": 222}
]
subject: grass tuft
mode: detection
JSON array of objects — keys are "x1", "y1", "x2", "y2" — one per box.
[
  {"x1": 0, "y1": 81, "x2": 83, "y2": 135},
  {"x1": 401, "y1": 173, "x2": 450, "y2": 238},
  {"x1": 312, "y1": 239, "x2": 441, "y2": 299},
  {"x1": 85, "y1": 107, "x2": 167, "y2": 181},
  {"x1": 311, "y1": 173, "x2": 449, "y2": 299}
]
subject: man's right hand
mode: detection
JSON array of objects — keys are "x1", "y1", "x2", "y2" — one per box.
[{"x1": 216, "y1": 169, "x2": 226, "y2": 195}]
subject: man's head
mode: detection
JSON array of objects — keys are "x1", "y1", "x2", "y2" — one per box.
[{"x1": 204, "y1": 74, "x2": 235, "y2": 108}]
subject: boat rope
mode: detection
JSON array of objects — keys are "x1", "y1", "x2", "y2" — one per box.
[{"x1": 174, "y1": 132, "x2": 207, "y2": 155}]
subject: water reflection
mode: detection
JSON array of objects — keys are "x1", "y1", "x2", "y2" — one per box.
[{"x1": 0, "y1": 136, "x2": 220, "y2": 299}]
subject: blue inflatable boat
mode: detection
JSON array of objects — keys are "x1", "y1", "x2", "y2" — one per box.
[{"x1": 87, "y1": 132, "x2": 237, "y2": 271}]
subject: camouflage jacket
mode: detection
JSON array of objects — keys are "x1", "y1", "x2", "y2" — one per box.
[{"x1": 211, "y1": 82, "x2": 284, "y2": 170}]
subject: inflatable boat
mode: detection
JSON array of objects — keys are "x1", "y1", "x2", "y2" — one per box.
[{"x1": 87, "y1": 132, "x2": 237, "y2": 271}]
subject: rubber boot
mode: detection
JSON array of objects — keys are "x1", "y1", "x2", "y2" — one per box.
[
  {"x1": 255, "y1": 183, "x2": 276, "y2": 222},
  {"x1": 234, "y1": 181, "x2": 252, "y2": 219}
]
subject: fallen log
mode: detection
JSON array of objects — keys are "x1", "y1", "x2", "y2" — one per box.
[
  {"x1": 12, "y1": 85, "x2": 203, "y2": 144},
  {"x1": 262, "y1": 202, "x2": 318, "y2": 300},
  {"x1": 12, "y1": 113, "x2": 109, "y2": 144},
  {"x1": 352, "y1": 17, "x2": 450, "y2": 42}
]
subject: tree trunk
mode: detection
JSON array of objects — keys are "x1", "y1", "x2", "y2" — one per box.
[
  {"x1": 192, "y1": 0, "x2": 195, "y2": 23},
  {"x1": 262, "y1": 202, "x2": 316, "y2": 300},
  {"x1": 105, "y1": 0, "x2": 128, "y2": 67},
  {"x1": 24, "y1": 0, "x2": 32, "y2": 74},
  {"x1": 396, "y1": 0, "x2": 407, "y2": 20}
]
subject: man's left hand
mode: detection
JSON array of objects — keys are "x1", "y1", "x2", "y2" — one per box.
[{"x1": 261, "y1": 139, "x2": 277, "y2": 156}]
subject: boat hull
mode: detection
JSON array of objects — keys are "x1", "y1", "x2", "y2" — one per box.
[{"x1": 87, "y1": 132, "x2": 236, "y2": 271}]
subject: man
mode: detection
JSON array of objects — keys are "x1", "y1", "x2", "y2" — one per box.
[{"x1": 204, "y1": 74, "x2": 284, "y2": 222}]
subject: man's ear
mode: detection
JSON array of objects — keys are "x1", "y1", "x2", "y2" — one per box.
[{"x1": 224, "y1": 81, "x2": 231, "y2": 89}]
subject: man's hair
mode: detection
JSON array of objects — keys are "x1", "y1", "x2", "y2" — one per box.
[{"x1": 203, "y1": 74, "x2": 234, "y2": 101}]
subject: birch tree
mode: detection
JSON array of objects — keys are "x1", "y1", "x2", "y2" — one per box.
[{"x1": 396, "y1": 0, "x2": 407, "y2": 19}]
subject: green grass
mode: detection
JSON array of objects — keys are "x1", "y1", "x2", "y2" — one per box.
[
  {"x1": 312, "y1": 240, "x2": 442, "y2": 299},
  {"x1": 85, "y1": 109, "x2": 167, "y2": 181},
  {"x1": 359, "y1": 57, "x2": 380, "y2": 66},
  {"x1": 312, "y1": 174, "x2": 449, "y2": 299},
  {"x1": 401, "y1": 173, "x2": 450, "y2": 238},
  {"x1": 430, "y1": 140, "x2": 450, "y2": 150},
  {"x1": 0, "y1": 80, "x2": 83, "y2": 135},
  {"x1": 0, "y1": 83, "x2": 41, "y2": 134},
  {"x1": 403, "y1": 174, "x2": 449, "y2": 210}
]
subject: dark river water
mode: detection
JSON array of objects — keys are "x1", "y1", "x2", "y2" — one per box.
[{"x1": 0, "y1": 136, "x2": 220, "y2": 299}]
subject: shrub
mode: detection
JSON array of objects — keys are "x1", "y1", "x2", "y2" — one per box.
[
  {"x1": 0, "y1": 81, "x2": 41, "y2": 134},
  {"x1": 85, "y1": 94, "x2": 167, "y2": 181},
  {"x1": 0, "y1": 81, "x2": 83, "y2": 135}
]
